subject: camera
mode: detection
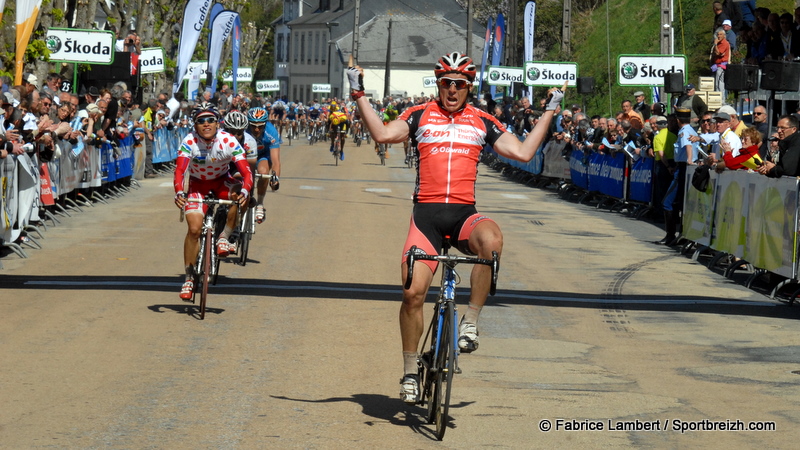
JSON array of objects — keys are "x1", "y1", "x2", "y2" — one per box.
[{"x1": 768, "y1": 136, "x2": 780, "y2": 142}]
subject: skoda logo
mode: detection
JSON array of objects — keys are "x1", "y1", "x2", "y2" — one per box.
[
  {"x1": 489, "y1": 70, "x2": 500, "y2": 81},
  {"x1": 527, "y1": 67, "x2": 540, "y2": 81},
  {"x1": 621, "y1": 62, "x2": 638, "y2": 79},
  {"x1": 46, "y1": 35, "x2": 62, "y2": 53}
]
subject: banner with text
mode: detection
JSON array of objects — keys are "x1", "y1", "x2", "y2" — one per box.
[
  {"x1": 618, "y1": 54, "x2": 686, "y2": 86},
  {"x1": 256, "y1": 80, "x2": 280, "y2": 92},
  {"x1": 486, "y1": 66, "x2": 522, "y2": 86},
  {"x1": 45, "y1": 28, "x2": 114, "y2": 64},
  {"x1": 139, "y1": 47, "x2": 165, "y2": 74},
  {"x1": 524, "y1": 62, "x2": 578, "y2": 87}
]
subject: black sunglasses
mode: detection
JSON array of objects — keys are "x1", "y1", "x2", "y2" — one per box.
[{"x1": 701, "y1": 119, "x2": 713, "y2": 123}]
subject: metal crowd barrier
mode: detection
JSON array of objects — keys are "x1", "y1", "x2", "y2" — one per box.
[{"x1": 1, "y1": 126, "x2": 190, "y2": 267}]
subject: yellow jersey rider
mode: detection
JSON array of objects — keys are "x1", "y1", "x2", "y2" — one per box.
[{"x1": 328, "y1": 102, "x2": 349, "y2": 161}]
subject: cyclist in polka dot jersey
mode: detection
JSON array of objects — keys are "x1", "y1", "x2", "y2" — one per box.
[{"x1": 173, "y1": 103, "x2": 253, "y2": 300}]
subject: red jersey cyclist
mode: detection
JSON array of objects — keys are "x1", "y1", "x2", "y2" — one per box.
[
  {"x1": 173, "y1": 103, "x2": 253, "y2": 300},
  {"x1": 347, "y1": 52, "x2": 564, "y2": 403}
]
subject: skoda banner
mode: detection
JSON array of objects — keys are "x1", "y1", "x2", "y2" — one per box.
[
  {"x1": 222, "y1": 67, "x2": 252, "y2": 83},
  {"x1": 256, "y1": 80, "x2": 280, "y2": 92},
  {"x1": 618, "y1": 54, "x2": 686, "y2": 86},
  {"x1": 524, "y1": 62, "x2": 578, "y2": 87},
  {"x1": 486, "y1": 66, "x2": 523, "y2": 86},
  {"x1": 182, "y1": 61, "x2": 208, "y2": 81},
  {"x1": 139, "y1": 47, "x2": 165, "y2": 74},
  {"x1": 312, "y1": 84, "x2": 331, "y2": 93},
  {"x1": 45, "y1": 28, "x2": 114, "y2": 64},
  {"x1": 422, "y1": 76, "x2": 437, "y2": 88}
]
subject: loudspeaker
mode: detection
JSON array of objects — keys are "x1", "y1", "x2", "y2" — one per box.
[
  {"x1": 725, "y1": 64, "x2": 759, "y2": 91},
  {"x1": 760, "y1": 61, "x2": 800, "y2": 91},
  {"x1": 88, "y1": 52, "x2": 132, "y2": 81},
  {"x1": 577, "y1": 77, "x2": 595, "y2": 94},
  {"x1": 663, "y1": 72, "x2": 684, "y2": 93}
]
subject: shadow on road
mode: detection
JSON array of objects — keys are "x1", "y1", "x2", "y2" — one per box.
[
  {"x1": 270, "y1": 393, "x2": 474, "y2": 440},
  {"x1": 5, "y1": 274, "x2": 800, "y2": 320}
]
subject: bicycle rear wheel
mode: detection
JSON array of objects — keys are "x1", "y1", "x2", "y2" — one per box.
[
  {"x1": 238, "y1": 207, "x2": 253, "y2": 266},
  {"x1": 433, "y1": 301, "x2": 455, "y2": 440},
  {"x1": 199, "y1": 228, "x2": 213, "y2": 320}
]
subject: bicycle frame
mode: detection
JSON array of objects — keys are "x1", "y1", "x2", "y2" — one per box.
[{"x1": 404, "y1": 243, "x2": 498, "y2": 439}]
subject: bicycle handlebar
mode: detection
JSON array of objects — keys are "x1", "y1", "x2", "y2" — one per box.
[
  {"x1": 187, "y1": 197, "x2": 237, "y2": 206},
  {"x1": 404, "y1": 245, "x2": 499, "y2": 296}
]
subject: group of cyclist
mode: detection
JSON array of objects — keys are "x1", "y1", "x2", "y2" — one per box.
[
  {"x1": 173, "y1": 103, "x2": 282, "y2": 301},
  {"x1": 172, "y1": 51, "x2": 565, "y2": 408}
]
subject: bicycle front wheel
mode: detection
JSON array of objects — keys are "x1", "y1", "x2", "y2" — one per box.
[
  {"x1": 238, "y1": 208, "x2": 253, "y2": 266},
  {"x1": 433, "y1": 301, "x2": 455, "y2": 440},
  {"x1": 199, "y1": 228, "x2": 213, "y2": 320}
]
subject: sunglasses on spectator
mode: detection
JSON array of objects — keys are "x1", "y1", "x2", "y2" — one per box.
[
  {"x1": 437, "y1": 77, "x2": 471, "y2": 90},
  {"x1": 753, "y1": 112, "x2": 765, "y2": 115},
  {"x1": 701, "y1": 119, "x2": 713, "y2": 123},
  {"x1": 196, "y1": 117, "x2": 217, "y2": 125},
  {"x1": 42, "y1": 101, "x2": 51, "y2": 107}
]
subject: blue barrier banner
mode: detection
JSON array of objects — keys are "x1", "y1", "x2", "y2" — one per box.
[
  {"x1": 601, "y1": 152, "x2": 626, "y2": 198},
  {"x1": 587, "y1": 151, "x2": 604, "y2": 192},
  {"x1": 588, "y1": 152, "x2": 625, "y2": 198},
  {"x1": 569, "y1": 149, "x2": 589, "y2": 189},
  {"x1": 152, "y1": 128, "x2": 173, "y2": 164},
  {"x1": 116, "y1": 135, "x2": 134, "y2": 179},
  {"x1": 101, "y1": 143, "x2": 118, "y2": 183},
  {"x1": 629, "y1": 157, "x2": 654, "y2": 203}
]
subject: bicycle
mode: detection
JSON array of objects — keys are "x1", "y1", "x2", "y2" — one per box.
[
  {"x1": 405, "y1": 139, "x2": 417, "y2": 169},
  {"x1": 376, "y1": 142, "x2": 386, "y2": 166},
  {"x1": 404, "y1": 240, "x2": 499, "y2": 440},
  {"x1": 231, "y1": 172, "x2": 273, "y2": 266},
  {"x1": 332, "y1": 129, "x2": 344, "y2": 166},
  {"x1": 186, "y1": 194, "x2": 237, "y2": 320}
]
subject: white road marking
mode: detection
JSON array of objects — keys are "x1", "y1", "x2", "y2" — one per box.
[
  {"x1": 365, "y1": 188, "x2": 392, "y2": 193},
  {"x1": 299, "y1": 185, "x2": 324, "y2": 190},
  {"x1": 502, "y1": 194, "x2": 529, "y2": 199}
]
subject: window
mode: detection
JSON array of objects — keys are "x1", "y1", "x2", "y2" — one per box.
[
  {"x1": 293, "y1": 32, "x2": 298, "y2": 64},
  {"x1": 300, "y1": 33, "x2": 305, "y2": 64},
  {"x1": 314, "y1": 32, "x2": 320, "y2": 64},
  {"x1": 307, "y1": 32, "x2": 312, "y2": 64},
  {"x1": 322, "y1": 31, "x2": 327, "y2": 64},
  {"x1": 277, "y1": 34, "x2": 284, "y2": 62}
]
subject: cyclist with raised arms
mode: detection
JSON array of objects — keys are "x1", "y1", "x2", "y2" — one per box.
[
  {"x1": 173, "y1": 103, "x2": 253, "y2": 300},
  {"x1": 347, "y1": 53, "x2": 563, "y2": 403},
  {"x1": 327, "y1": 102, "x2": 349, "y2": 160},
  {"x1": 247, "y1": 107, "x2": 281, "y2": 223}
]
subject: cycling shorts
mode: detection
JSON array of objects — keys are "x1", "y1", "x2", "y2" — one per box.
[
  {"x1": 185, "y1": 175, "x2": 242, "y2": 215},
  {"x1": 401, "y1": 203, "x2": 494, "y2": 272}
]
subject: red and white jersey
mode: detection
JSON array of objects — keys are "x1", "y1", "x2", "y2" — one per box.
[
  {"x1": 399, "y1": 102, "x2": 506, "y2": 204},
  {"x1": 173, "y1": 129, "x2": 252, "y2": 194}
]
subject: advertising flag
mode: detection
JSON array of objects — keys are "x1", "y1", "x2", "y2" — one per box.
[
  {"x1": 490, "y1": 14, "x2": 505, "y2": 100},
  {"x1": 523, "y1": 2, "x2": 536, "y2": 103},
  {"x1": 173, "y1": 0, "x2": 215, "y2": 95},
  {"x1": 14, "y1": 0, "x2": 43, "y2": 85},
  {"x1": 477, "y1": 16, "x2": 493, "y2": 94},
  {"x1": 232, "y1": 15, "x2": 242, "y2": 93},
  {"x1": 206, "y1": 10, "x2": 238, "y2": 95}
]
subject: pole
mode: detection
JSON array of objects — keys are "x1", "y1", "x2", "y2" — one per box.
[
  {"x1": 467, "y1": 0, "x2": 473, "y2": 55},
  {"x1": 352, "y1": 0, "x2": 361, "y2": 64},
  {"x1": 384, "y1": 19, "x2": 392, "y2": 99}
]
